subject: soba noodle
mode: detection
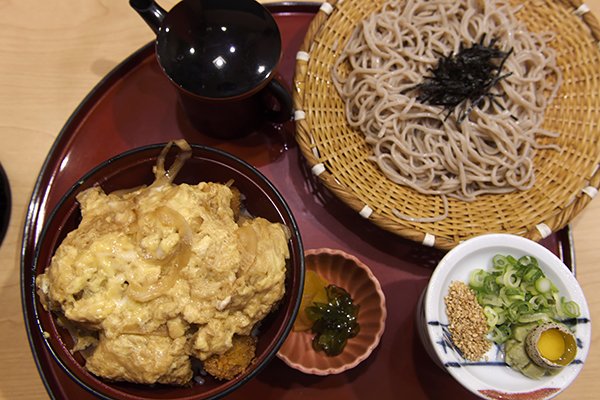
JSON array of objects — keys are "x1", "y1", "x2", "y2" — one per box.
[{"x1": 332, "y1": 0, "x2": 562, "y2": 221}]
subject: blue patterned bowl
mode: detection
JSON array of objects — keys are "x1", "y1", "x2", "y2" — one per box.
[{"x1": 417, "y1": 234, "x2": 591, "y2": 400}]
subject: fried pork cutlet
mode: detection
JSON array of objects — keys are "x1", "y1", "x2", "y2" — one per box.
[{"x1": 203, "y1": 335, "x2": 257, "y2": 380}]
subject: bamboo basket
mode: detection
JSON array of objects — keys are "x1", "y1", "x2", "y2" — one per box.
[{"x1": 293, "y1": 0, "x2": 600, "y2": 249}]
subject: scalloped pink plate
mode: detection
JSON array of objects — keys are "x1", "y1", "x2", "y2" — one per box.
[{"x1": 276, "y1": 248, "x2": 387, "y2": 375}]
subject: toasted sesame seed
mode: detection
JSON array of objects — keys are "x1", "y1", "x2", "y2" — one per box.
[{"x1": 444, "y1": 280, "x2": 491, "y2": 361}]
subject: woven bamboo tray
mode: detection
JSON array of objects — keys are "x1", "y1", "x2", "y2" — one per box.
[{"x1": 293, "y1": 0, "x2": 600, "y2": 250}]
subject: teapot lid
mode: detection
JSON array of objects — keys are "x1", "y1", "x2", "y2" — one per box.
[{"x1": 157, "y1": 0, "x2": 281, "y2": 99}]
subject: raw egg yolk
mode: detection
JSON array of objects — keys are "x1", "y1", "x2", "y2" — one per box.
[{"x1": 537, "y1": 328, "x2": 565, "y2": 361}]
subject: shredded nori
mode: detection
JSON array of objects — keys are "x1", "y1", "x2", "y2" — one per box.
[{"x1": 406, "y1": 36, "x2": 513, "y2": 123}]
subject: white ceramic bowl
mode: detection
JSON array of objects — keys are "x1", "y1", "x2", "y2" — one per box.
[{"x1": 417, "y1": 234, "x2": 591, "y2": 400}]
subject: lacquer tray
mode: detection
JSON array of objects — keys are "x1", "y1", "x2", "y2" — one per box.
[{"x1": 20, "y1": 3, "x2": 576, "y2": 399}]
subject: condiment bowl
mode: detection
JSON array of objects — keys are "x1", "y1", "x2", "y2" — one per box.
[
  {"x1": 276, "y1": 248, "x2": 386, "y2": 375},
  {"x1": 417, "y1": 233, "x2": 591, "y2": 400},
  {"x1": 31, "y1": 143, "x2": 304, "y2": 400}
]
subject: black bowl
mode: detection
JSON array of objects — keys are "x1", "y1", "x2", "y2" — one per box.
[{"x1": 32, "y1": 143, "x2": 304, "y2": 400}]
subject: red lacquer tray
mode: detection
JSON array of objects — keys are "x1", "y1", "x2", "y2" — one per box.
[{"x1": 20, "y1": 3, "x2": 576, "y2": 399}]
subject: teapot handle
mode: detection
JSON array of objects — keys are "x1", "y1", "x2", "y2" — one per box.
[
  {"x1": 129, "y1": 0, "x2": 167, "y2": 35},
  {"x1": 263, "y1": 79, "x2": 294, "y2": 124}
]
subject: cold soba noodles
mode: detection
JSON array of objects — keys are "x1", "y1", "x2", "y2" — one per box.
[{"x1": 332, "y1": 0, "x2": 562, "y2": 222}]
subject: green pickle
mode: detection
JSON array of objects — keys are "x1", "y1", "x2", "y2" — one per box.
[{"x1": 305, "y1": 285, "x2": 360, "y2": 356}]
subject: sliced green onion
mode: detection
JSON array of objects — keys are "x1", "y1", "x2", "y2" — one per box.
[
  {"x1": 490, "y1": 324, "x2": 511, "y2": 344},
  {"x1": 523, "y1": 265, "x2": 543, "y2": 283},
  {"x1": 561, "y1": 297, "x2": 581, "y2": 318},
  {"x1": 518, "y1": 255, "x2": 538, "y2": 268},
  {"x1": 469, "y1": 268, "x2": 487, "y2": 289},
  {"x1": 552, "y1": 292, "x2": 564, "y2": 318},
  {"x1": 506, "y1": 300, "x2": 532, "y2": 322},
  {"x1": 468, "y1": 253, "x2": 582, "y2": 346},
  {"x1": 506, "y1": 255, "x2": 519, "y2": 267},
  {"x1": 483, "y1": 275, "x2": 500, "y2": 294},
  {"x1": 500, "y1": 286, "x2": 525, "y2": 304},
  {"x1": 517, "y1": 312, "x2": 552, "y2": 324},
  {"x1": 534, "y1": 277, "x2": 551, "y2": 293},
  {"x1": 477, "y1": 293, "x2": 504, "y2": 307},
  {"x1": 528, "y1": 295, "x2": 549, "y2": 310},
  {"x1": 494, "y1": 307, "x2": 507, "y2": 325},
  {"x1": 502, "y1": 267, "x2": 521, "y2": 288},
  {"x1": 483, "y1": 306, "x2": 498, "y2": 327},
  {"x1": 492, "y1": 254, "x2": 508, "y2": 271}
]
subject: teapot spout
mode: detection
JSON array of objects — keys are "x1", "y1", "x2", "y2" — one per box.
[{"x1": 129, "y1": 0, "x2": 166, "y2": 34}]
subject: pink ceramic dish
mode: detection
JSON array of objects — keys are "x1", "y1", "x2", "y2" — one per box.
[{"x1": 276, "y1": 248, "x2": 386, "y2": 375}]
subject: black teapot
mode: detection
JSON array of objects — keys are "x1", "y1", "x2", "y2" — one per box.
[{"x1": 130, "y1": 0, "x2": 293, "y2": 138}]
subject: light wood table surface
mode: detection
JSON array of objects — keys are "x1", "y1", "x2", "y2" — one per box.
[{"x1": 0, "y1": 1, "x2": 599, "y2": 399}]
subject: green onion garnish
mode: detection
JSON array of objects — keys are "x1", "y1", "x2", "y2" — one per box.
[{"x1": 469, "y1": 254, "x2": 581, "y2": 345}]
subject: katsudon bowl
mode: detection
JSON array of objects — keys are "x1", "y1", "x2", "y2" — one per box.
[{"x1": 31, "y1": 142, "x2": 304, "y2": 400}]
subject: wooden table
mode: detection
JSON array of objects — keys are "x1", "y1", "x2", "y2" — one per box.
[{"x1": 0, "y1": 1, "x2": 598, "y2": 399}]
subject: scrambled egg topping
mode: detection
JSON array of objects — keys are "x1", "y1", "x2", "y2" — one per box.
[{"x1": 36, "y1": 143, "x2": 290, "y2": 385}]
